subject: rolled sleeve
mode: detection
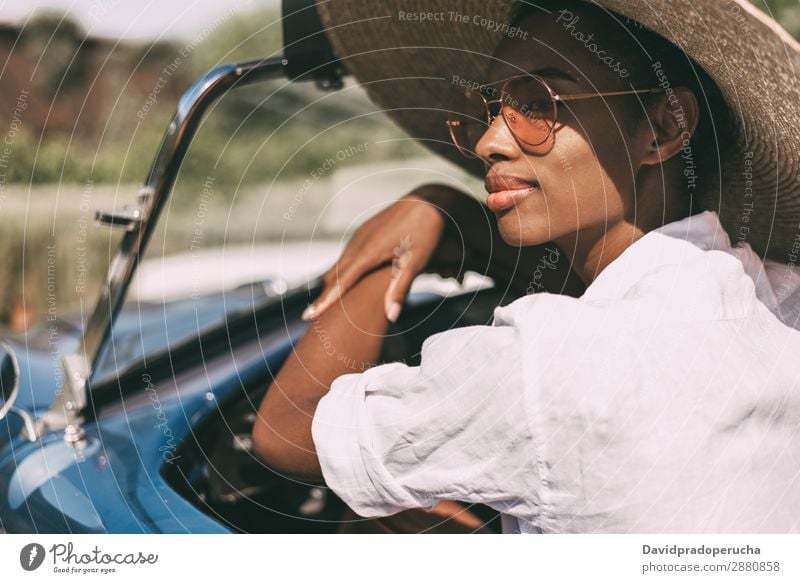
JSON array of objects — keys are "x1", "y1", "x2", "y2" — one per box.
[{"x1": 311, "y1": 324, "x2": 543, "y2": 519}]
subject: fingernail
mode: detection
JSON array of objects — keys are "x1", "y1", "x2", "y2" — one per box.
[
  {"x1": 301, "y1": 304, "x2": 317, "y2": 320},
  {"x1": 386, "y1": 302, "x2": 401, "y2": 323}
]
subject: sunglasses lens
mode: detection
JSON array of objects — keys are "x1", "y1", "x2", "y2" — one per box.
[
  {"x1": 446, "y1": 77, "x2": 556, "y2": 158},
  {"x1": 447, "y1": 88, "x2": 490, "y2": 158},
  {"x1": 501, "y1": 76, "x2": 555, "y2": 146}
]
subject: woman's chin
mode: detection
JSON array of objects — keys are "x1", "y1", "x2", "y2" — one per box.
[{"x1": 495, "y1": 212, "x2": 552, "y2": 246}]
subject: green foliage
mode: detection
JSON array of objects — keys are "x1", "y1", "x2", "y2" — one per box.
[
  {"x1": 751, "y1": 0, "x2": 800, "y2": 37},
  {"x1": 168, "y1": 7, "x2": 426, "y2": 198},
  {"x1": 5, "y1": 3, "x2": 798, "y2": 190},
  {"x1": 1, "y1": 6, "x2": 425, "y2": 191},
  {"x1": 181, "y1": 7, "x2": 285, "y2": 75},
  {"x1": 2, "y1": 122, "x2": 167, "y2": 184}
]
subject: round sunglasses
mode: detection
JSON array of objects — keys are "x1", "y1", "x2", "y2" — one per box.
[{"x1": 446, "y1": 74, "x2": 665, "y2": 158}]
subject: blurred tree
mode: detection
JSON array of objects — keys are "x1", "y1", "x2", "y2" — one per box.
[
  {"x1": 164, "y1": 6, "x2": 426, "y2": 202},
  {"x1": 0, "y1": 6, "x2": 425, "y2": 188},
  {"x1": 3, "y1": 2, "x2": 798, "y2": 188},
  {"x1": 754, "y1": 0, "x2": 800, "y2": 37}
]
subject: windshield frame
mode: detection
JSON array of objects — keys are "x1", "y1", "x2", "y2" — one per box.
[{"x1": 43, "y1": 57, "x2": 292, "y2": 432}]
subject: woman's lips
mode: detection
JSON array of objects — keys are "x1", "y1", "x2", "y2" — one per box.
[
  {"x1": 486, "y1": 186, "x2": 536, "y2": 213},
  {"x1": 484, "y1": 174, "x2": 539, "y2": 213}
]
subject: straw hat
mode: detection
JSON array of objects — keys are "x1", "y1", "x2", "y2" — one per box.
[{"x1": 316, "y1": 0, "x2": 800, "y2": 262}]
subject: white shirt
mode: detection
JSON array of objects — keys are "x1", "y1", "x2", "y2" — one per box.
[{"x1": 311, "y1": 210, "x2": 800, "y2": 533}]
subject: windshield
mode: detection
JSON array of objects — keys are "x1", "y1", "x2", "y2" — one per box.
[{"x1": 92, "y1": 78, "x2": 479, "y2": 383}]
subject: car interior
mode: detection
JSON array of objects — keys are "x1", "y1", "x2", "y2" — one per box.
[{"x1": 163, "y1": 282, "x2": 518, "y2": 533}]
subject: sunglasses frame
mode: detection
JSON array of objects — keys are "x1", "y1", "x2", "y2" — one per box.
[{"x1": 446, "y1": 73, "x2": 665, "y2": 158}]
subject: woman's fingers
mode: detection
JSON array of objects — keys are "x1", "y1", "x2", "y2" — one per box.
[
  {"x1": 384, "y1": 240, "x2": 421, "y2": 323},
  {"x1": 301, "y1": 190, "x2": 455, "y2": 322},
  {"x1": 303, "y1": 254, "x2": 382, "y2": 320},
  {"x1": 384, "y1": 268, "x2": 417, "y2": 323},
  {"x1": 302, "y1": 282, "x2": 339, "y2": 320},
  {"x1": 304, "y1": 271, "x2": 350, "y2": 320}
]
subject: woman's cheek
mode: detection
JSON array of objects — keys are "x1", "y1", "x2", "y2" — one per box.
[{"x1": 566, "y1": 143, "x2": 622, "y2": 217}]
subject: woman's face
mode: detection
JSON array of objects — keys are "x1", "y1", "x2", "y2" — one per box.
[{"x1": 476, "y1": 8, "x2": 654, "y2": 250}]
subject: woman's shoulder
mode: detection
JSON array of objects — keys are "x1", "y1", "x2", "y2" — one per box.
[
  {"x1": 493, "y1": 245, "x2": 768, "y2": 336},
  {"x1": 488, "y1": 210, "x2": 800, "y2": 337}
]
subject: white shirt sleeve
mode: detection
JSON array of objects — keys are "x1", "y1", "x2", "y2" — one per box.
[{"x1": 310, "y1": 322, "x2": 543, "y2": 519}]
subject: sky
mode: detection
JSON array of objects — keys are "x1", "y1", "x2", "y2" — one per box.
[{"x1": 0, "y1": 0, "x2": 272, "y2": 40}]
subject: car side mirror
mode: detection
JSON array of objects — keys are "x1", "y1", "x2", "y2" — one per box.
[
  {"x1": 0, "y1": 341, "x2": 20, "y2": 423},
  {"x1": 282, "y1": 0, "x2": 345, "y2": 89}
]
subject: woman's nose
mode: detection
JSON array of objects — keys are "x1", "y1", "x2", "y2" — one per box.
[{"x1": 475, "y1": 112, "x2": 521, "y2": 162}]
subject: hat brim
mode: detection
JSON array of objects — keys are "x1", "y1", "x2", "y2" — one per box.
[{"x1": 317, "y1": 0, "x2": 800, "y2": 261}]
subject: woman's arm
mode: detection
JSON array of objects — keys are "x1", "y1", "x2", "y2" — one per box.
[
  {"x1": 252, "y1": 186, "x2": 584, "y2": 482},
  {"x1": 252, "y1": 265, "x2": 394, "y2": 483}
]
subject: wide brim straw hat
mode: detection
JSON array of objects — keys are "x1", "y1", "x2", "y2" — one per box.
[{"x1": 316, "y1": 0, "x2": 800, "y2": 262}]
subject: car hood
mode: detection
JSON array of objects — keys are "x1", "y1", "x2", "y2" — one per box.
[{"x1": 0, "y1": 284, "x2": 266, "y2": 420}]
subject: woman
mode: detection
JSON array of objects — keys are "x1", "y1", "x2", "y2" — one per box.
[{"x1": 252, "y1": 0, "x2": 800, "y2": 533}]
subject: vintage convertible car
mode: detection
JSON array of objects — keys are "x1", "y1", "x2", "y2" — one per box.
[{"x1": 0, "y1": 0, "x2": 512, "y2": 533}]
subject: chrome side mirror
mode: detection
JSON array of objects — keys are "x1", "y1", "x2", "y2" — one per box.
[{"x1": 0, "y1": 341, "x2": 20, "y2": 423}]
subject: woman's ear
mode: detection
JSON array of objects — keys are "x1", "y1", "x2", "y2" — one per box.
[{"x1": 639, "y1": 86, "x2": 700, "y2": 166}]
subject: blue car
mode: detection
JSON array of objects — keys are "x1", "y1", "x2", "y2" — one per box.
[{"x1": 0, "y1": 0, "x2": 508, "y2": 534}]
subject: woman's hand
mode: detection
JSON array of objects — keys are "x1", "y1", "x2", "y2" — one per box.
[
  {"x1": 302, "y1": 184, "x2": 460, "y2": 323},
  {"x1": 302, "y1": 182, "x2": 586, "y2": 324}
]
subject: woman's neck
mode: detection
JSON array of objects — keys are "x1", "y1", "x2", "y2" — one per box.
[
  {"x1": 556, "y1": 169, "x2": 691, "y2": 287},
  {"x1": 555, "y1": 219, "x2": 647, "y2": 287}
]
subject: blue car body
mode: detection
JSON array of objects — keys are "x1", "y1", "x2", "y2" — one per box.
[
  {"x1": 0, "y1": 289, "x2": 302, "y2": 533},
  {"x1": 0, "y1": 280, "x2": 503, "y2": 533}
]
